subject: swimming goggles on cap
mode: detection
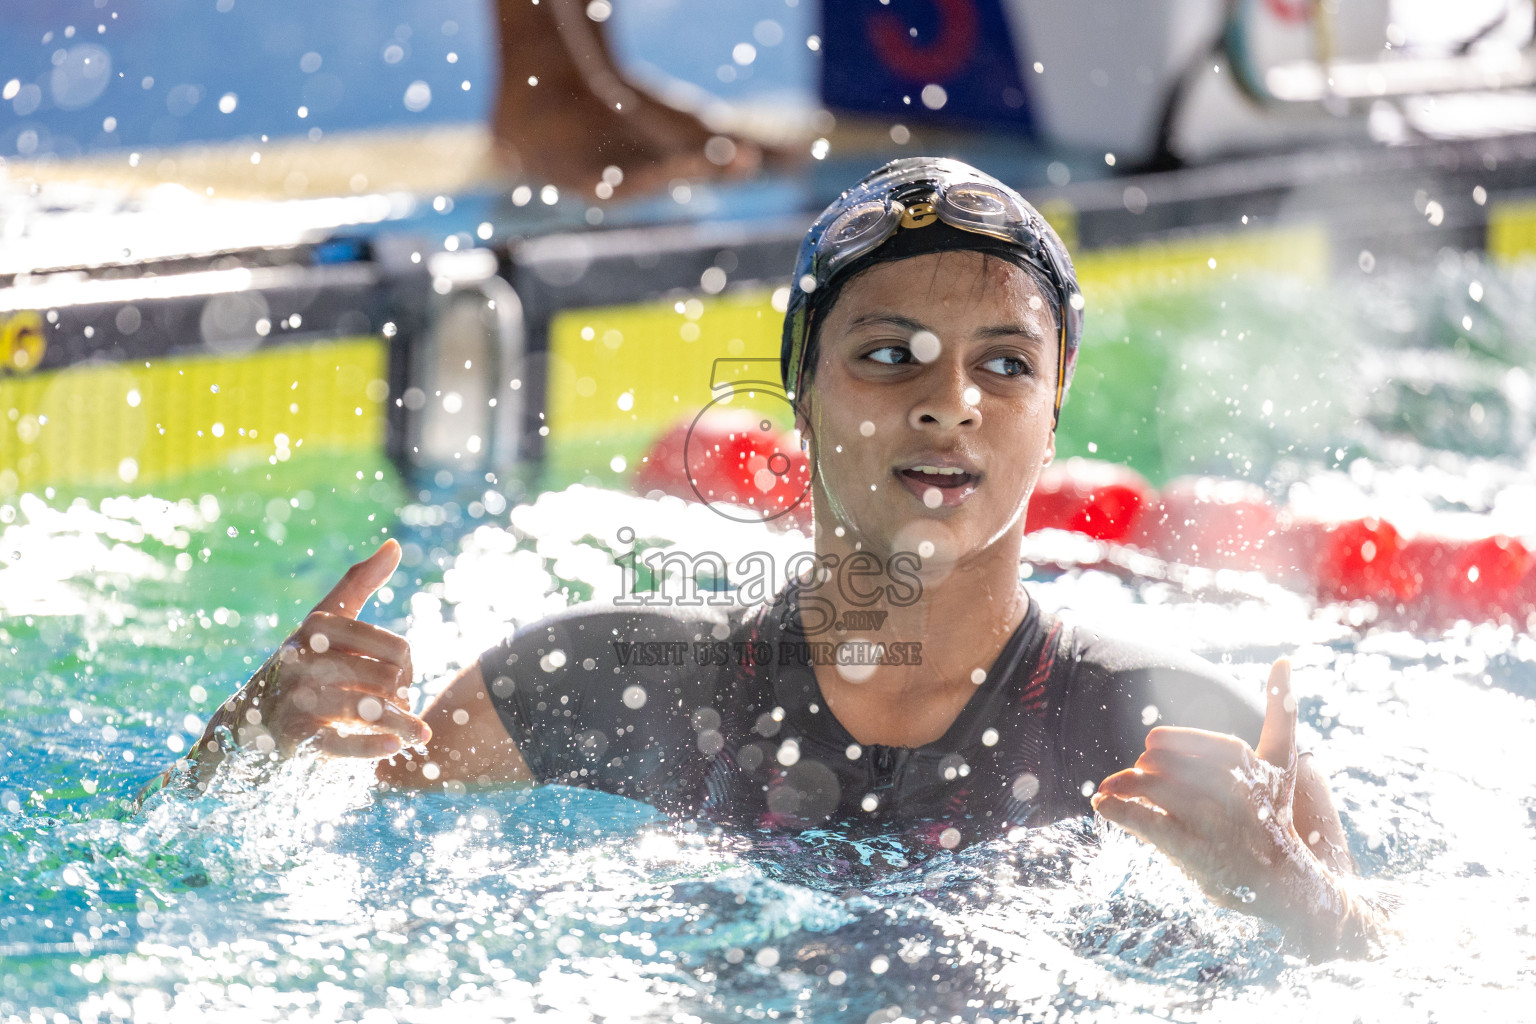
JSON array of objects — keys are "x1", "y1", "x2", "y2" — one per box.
[{"x1": 780, "y1": 157, "x2": 1082, "y2": 423}]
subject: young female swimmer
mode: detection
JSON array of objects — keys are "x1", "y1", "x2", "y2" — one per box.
[{"x1": 173, "y1": 158, "x2": 1389, "y2": 958}]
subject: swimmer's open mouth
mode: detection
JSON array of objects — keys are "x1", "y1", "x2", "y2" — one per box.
[
  {"x1": 894, "y1": 460, "x2": 983, "y2": 507},
  {"x1": 898, "y1": 467, "x2": 978, "y2": 489}
]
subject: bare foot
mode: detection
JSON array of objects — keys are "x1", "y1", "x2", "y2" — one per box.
[{"x1": 492, "y1": 0, "x2": 774, "y2": 198}]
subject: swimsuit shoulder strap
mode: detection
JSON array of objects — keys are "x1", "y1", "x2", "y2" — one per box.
[{"x1": 1020, "y1": 610, "x2": 1071, "y2": 717}]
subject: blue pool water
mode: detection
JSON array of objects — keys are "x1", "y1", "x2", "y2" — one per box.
[{"x1": 4, "y1": 260, "x2": 1536, "y2": 1022}]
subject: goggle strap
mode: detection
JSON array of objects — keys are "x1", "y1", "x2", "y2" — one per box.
[
  {"x1": 793, "y1": 305, "x2": 817, "y2": 402},
  {"x1": 1053, "y1": 308, "x2": 1067, "y2": 427}
]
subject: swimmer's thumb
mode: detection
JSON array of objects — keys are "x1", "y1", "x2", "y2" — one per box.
[
  {"x1": 1256, "y1": 657, "x2": 1296, "y2": 768},
  {"x1": 314, "y1": 538, "x2": 401, "y2": 620}
]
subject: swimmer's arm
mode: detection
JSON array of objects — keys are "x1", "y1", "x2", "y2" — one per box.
[{"x1": 375, "y1": 661, "x2": 535, "y2": 788}]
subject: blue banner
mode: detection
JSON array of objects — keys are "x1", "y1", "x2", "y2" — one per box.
[{"x1": 821, "y1": 0, "x2": 1036, "y2": 133}]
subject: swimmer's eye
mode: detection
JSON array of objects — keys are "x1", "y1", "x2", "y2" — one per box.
[
  {"x1": 864, "y1": 345, "x2": 914, "y2": 366},
  {"x1": 982, "y1": 354, "x2": 1032, "y2": 377}
]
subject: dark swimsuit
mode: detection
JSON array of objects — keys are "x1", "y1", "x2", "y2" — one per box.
[{"x1": 478, "y1": 584, "x2": 1262, "y2": 849}]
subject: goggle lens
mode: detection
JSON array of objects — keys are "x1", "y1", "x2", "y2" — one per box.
[
  {"x1": 821, "y1": 200, "x2": 903, "y2": 275},
  {"x1": 939, "y1": 183, "x2": 1020, "y2": 234}
]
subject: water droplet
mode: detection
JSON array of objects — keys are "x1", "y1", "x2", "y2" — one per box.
[
  {"x1": 403, "y1": 81, "x2": 431, "y2": 112},
  {"x1": 909, "y1": 330, "x2": 940, "y2": 363},
  {"x1": 1012, "y1": 773, "x2": 1040, "y2": 801}
]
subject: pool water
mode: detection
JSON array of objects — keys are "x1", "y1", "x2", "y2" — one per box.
[{"x1": 4, "y1": 257, "x2": 1536, "y2": 1023}]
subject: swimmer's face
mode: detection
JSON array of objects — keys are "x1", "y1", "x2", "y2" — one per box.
[{"x1": 799, "y1": 251, "x2": 1058, "y2": 567}]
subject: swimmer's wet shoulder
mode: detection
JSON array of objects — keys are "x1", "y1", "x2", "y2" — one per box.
[
  {"x1": 480, "y1": 602, "x2": 731, "y2": 813},
  {"x1": 1055, "y1": 626, "x2": 1265, "y2": 807}
]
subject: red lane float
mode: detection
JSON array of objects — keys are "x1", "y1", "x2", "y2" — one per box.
[
  {"x1": 1129, "y1": 476, "x2": 1281, "y2": 574},
  {"x1": 1401, "y1": 533, "x2": 1533, "y2": 622},
  {"x1": 1033, "y1": 464, "x2": 1535, "y2": 624},
  {"x1": 1024, "y1": 459, "x2": 1152, "y2": 543},
  {"x1": 632, "y1": 438, "x2": 1535, "y2": 626},
  {"x1": 633, "y1": 412, "x2": 812, "y2": 530},
  {"x1": 1024, "y1": 462, "x2": 1536, "y2": 626},
  {"x1": 1299, "y1": 517, "x2": 1419, "y2": 605}
]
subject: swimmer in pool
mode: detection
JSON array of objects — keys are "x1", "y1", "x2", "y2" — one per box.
[{"x1": 173, "y1": 158, "x2": 1389, "y2": 958}]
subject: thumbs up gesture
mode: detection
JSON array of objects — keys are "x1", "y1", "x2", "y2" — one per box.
[
  {"x1": 192, "y1": 540, "x2": 432, "y2": 766},
  {"x1": 1090, "y1": 659, "x2": 1332, "y2": 935}
]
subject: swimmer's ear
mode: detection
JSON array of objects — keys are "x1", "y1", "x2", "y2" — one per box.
[
  {"x1": 314, "y1": 539, "x2": 401, "y2": 620},
  {"x1": 793, "y1": 409, "x2": 814, "y2": 457},
  {"x1": 1042, "y1": 430, "x2": 1056, "y2": 467}
]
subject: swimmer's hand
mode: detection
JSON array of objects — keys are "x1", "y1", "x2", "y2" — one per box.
[
  {"x1": 188, "y1": 539, "x2": 431, "y2": 771},
  {"x1": 1092, "y1": 658, "x2": 1387, "y2": 959}
]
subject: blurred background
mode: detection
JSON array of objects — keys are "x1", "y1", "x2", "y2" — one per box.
[
  {"x1": 6, "y1": 0, "x2": 1536, "y2": 500},
  {"x1": 7, "y1": 0, "x2": 1536, "y2": 601}
]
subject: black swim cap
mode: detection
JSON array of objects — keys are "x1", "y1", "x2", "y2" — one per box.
[{"x1": 780, "y1": 157, "x2": 1082, "y2": 422}]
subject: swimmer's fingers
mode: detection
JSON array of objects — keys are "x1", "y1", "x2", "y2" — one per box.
[
  {"x1": 1091, "y1": 791, "x2": 1204, "y2": 864},
  {"x1": 1131, "y1": 749, "x2": 1246, "y2": 805},
  {"x1": 312, "y1": 539, "x2": 401, "y2": 620},
  {"x1": 310, "y1": 726, "x2": 405, "y2": 760},
  {"x1": 1144, "y1": 725, "x2": 1251, "y2": 760},
  {"x1": 1096, "y1": 767, "x2": 1227, "y2": 829},
  {"x1": 1138, "y1": 735, "x2": 1294, "y2": 814},
  {"x1": 1255, "y1": 657, "x2": 1297, "y2": 770},
  {"x1": 304, "y1": 688, "x2": 431, "y2": 745},
  {"x1": 285, "y1": 648, "x2": 405, "y2": 700},
  {"x1": 1093, "y1": 792, "x2": 1257, "y2": 908},
  {"x1": 297, "y1": 612, "x2": 410, "y2": 671}
]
